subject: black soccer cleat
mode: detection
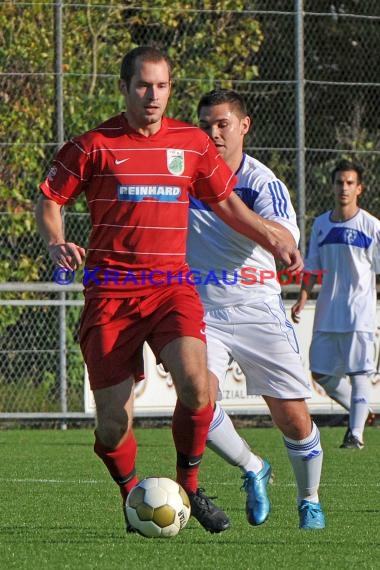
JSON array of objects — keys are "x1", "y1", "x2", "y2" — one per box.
[
  {"x1": 188, "y1": 488, "x2": 230, "y2": 533},
  {"x1": 340, "y1": 428, "x2": 364, "y2": 449}
]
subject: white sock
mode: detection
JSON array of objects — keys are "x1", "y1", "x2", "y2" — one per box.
[
  {"x1": 349, "y1": 374, "x2": 370, "y2": 441},
  {"x1": 207, "y1": 402, "x2": 263, "y2": 474},
  {"x1": 316, "y1": 375, "x2": 351, "y2": 410},
  {"x1": 283, "y1": 422, "x2": 323, "y2": 505}
]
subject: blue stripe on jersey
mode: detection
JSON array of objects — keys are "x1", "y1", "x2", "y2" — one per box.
[
  {"x1": 189, "y1": 195, "x2": 212, "y2": 211},
  {"x1": 319, "y1": 227, "x2": 372, "y2": 249},
  {"x1": 190, "y1": 188, "x2": 259, "y2": 212},
  {"x1": 268, "y1": 181, "x2": 289, "y2": 218},
  {"x1": 234, "y1": 187, "x2": 259, "y2": 210}
]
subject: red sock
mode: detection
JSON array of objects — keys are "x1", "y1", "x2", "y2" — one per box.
[
  {"x1": 94, "y1": 430, "x2": 139, "y2": 500},
  {"x1": 172, "y1": 399, "x2": 213, "y2": 494}
]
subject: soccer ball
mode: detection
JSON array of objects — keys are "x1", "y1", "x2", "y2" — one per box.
[{"x1": 125, "y1": 477, "x2": 191, "y2": 538}]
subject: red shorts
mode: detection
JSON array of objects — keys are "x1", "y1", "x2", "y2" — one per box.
[{"x1": 79, "y1": 283, "x2": 206, "y2": 390}]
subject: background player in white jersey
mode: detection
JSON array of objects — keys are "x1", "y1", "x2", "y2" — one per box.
[
  {"x1": 187, "y1": 89, "x2": 326, "y2": 530},
  {"x1": 291, "y1": 159, "x2": 380, "y2": 449}
]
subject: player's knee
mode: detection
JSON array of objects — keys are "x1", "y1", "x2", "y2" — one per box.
[
  {"x1": 95, "y1": 416, "x2": 130, "y2": 449},
  {"x1": 179, "y1": 392, "x2": 209, "y2": 410},
  {"x1": 281, "y1": 420, "x2": 311, "y2": 440},
  {"x1": 177, "y1": 377, "x2": 209, "y2": 410},
  {"x1": 277, "y1": 408, "x2": 312, "y2": 440}
]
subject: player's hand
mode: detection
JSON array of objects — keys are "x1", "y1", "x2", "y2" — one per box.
[
  {"x1": 290, "y1": 300, "x2": 303, "y2": 323},
  {"x1": 272, "y1": 243, "x2": 304, "y2": 270},
  {"x1": 285, "y1": 248, "x2": 304, "y2": 273},
  {"x1": 48, "y1": 242, "x2": 86, "y2": 270}
]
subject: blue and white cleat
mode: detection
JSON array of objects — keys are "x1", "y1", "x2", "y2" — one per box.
[
  {"x1": 242, "y1": 460, "x2": 272, "y2": 525},
  {"x1": 298, "y1": 500, "x2": 326, "y2": 529}
]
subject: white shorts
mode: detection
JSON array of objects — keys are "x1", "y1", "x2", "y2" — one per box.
[
  {"x1": 205, "y1": 296, "x2": 311, "y2": 399},
  {"x1": 310, "y1": 331, "x2": 375, "y2": 377}
]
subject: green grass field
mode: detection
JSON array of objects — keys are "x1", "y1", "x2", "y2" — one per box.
[{"x1": 0, "y1": 425, "x2": 379, "y2": 570}]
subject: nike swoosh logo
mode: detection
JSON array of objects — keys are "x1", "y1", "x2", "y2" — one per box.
[
  {"x1": 115, "y1": 158, "x2": 130, "y2": 165},
  {"x1": 188, "y1": 460, "x2": 202, "y2": 467}
]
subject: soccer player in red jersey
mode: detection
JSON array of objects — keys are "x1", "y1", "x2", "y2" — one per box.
[{"x1": 36, "y1": 46, "x2": 301, "y2": 534}]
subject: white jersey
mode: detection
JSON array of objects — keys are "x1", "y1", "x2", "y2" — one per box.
[
  {"x1": 304, "y1": 209, "x2": 380, "y2": 332},
  {"x1": 187, "y1": 153, "x2": 300, "y2": 308}
]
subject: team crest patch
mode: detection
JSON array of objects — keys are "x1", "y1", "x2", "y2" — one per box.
[
  {"x1": 344, "y1": 228, "x2": 358, "y2": 244},
  {"x1": 167, "y1": 149, "x2": 184, "y2": 175}
]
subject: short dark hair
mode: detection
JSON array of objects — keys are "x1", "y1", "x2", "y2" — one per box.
[
  {"x1": 197, "y1": 88, "x2": 248, "y2": 119},
  {"x1": 331, "y1": 159, "x2": 364, "y2": 184},
  {"x1": 120, "y1": 46, "x2": 172, "y2": 89}
]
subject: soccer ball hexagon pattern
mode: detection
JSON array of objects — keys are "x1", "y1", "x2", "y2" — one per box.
[{"x1": 125, "y1": 477, "x2": 191, "y2": 538}]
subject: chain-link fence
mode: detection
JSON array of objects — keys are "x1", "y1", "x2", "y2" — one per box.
[{"x1": 1, "y1": 1, "x2": 379, "y2": 418}]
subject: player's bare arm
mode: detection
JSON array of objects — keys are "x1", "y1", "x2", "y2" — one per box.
[
  {"x1": 211, "y1": 191, "x2": 301, "y2": 268},
  {"x1": 291, "y1": 274, "x2": 318, "y2": 323},
  {"x1": 35, "y1": 194, "x2": 86, "y2": 270}
]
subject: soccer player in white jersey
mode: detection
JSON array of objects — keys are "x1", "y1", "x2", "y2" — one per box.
[
  {"x1": 292, "y1": 159, "x2": 380, "y2": 449},
  {"x1": 187, "y1": 89, "x2": 326, "y2": 530}
]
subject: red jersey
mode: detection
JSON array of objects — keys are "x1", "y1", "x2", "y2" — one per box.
[{"x1": 40, "y1": 114, "x2": 236, "y2": 296}]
